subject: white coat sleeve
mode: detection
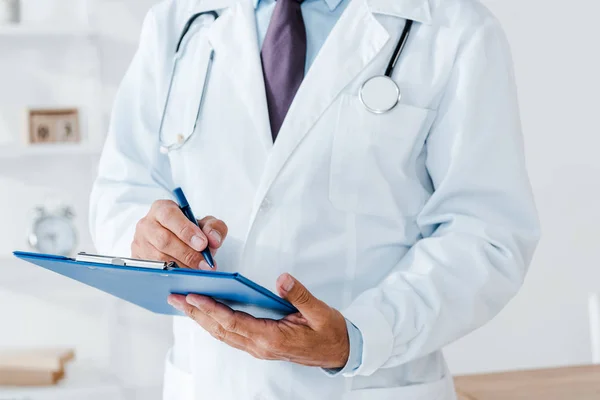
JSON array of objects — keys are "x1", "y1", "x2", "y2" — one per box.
[
  {"x1": 90, "y1": 8, "x2": 174, "y2": 256},
  {"x1": 342, "y1": 18, "x2": 541, "y2": 376}
]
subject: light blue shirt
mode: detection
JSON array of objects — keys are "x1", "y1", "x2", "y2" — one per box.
[
  {"x1": 254, "y1": 0, "x2": 362, "y2": 375},
  {"x1": 254, "y1": 0, "x2": 349, "y2": 73}
]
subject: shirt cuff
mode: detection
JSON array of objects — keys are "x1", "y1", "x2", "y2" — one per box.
[{"x1": 321, "y1": 319, "x2": 364, "y2": 377}]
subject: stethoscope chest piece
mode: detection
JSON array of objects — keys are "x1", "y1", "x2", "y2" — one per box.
[{"x1": 359, "y1": 75, "x2": 400, "y2": 114}]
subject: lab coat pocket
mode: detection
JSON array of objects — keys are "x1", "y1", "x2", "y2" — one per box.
[
  {"x1": 330, "y1": 94, "x2": 436, "y2": 217},
  {"x1": 163, "y1": 349, "x2": 194, "y2": 400},
  {"x1": 345, "y1": 375, "x2": 454, "y2": 400},
  {"x1": 160, "y1": 35, "x2": 213, "y2": 151}
]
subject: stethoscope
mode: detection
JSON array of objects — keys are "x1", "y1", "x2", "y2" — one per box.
[
  {"x1": 359, "y1": 19, "x2": 413, "y2": 114},
  {"x1": 158, "y1": 12, "x2": 414, "y2": 153},
  {"x1": 158, "y1": 11, "x2": 219, "y2": 154}
]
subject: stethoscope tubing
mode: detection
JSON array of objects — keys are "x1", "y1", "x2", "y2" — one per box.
[
  {"x1": 176, "y1": 11, "x2": 219, "y2": 53},
  {"x1": 359, "y1": 19, "x2": 414, "y2": 114},
  {"x1": 160, "y1": 11, "x2": 219, "y2": 154},
  {"x1": 385, "y1": 19, "x2": 413, "y2": 77},
  {"x1": 161, "y1": 12, "x2": 415, "y2": 152}
]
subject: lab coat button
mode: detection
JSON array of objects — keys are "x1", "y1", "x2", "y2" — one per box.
[{"x1": 260, "y1": 198, "x2": 272, "y2": 212}]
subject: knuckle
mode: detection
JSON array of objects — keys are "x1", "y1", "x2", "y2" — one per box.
[
  {"x1": 223, "y1": 317, "x2": 238, "y2": 333},
  {"x1": 252, "y1": 348, "x2": 266, "y2": 359},
  {"x1": 247, "y1": 348, "x2": 263, "y2": 360},
  {"x1": 179, "y1": 224, "x2": 198, "y2": 241},
  {"x1": 151, "y1": 200, "x2": 170, "y2": 214},
  {"x1": 183, "y1": 250, "x2": 201, "y2": 268},
  {"x1": 255, "y1": 336, "x2": 272, "y2": 350},
  {"x1": 158, "y1": 199, "x2": 175, "y2": 208},
  {"x1": 154, "y1": 230, "x2": 172, "y2": 249},
  {"x1": 295, "y1": 289, "x2": 311, "y2": 305},
  {"x1": 201, "y1": 215, "x2": 216, "y2": 225},
  {"x1": 156, "y1": 202, "x2": 177, "y2": 222},
  {"x1": 152, "y1": 250, "x2": 168, "y2": 262},
  {"x1": 199, "y1": 216, "x2": 216, "y2": 230},
  {"x1": 184, "y1": 305, "x2": 197, "y2": 319},
  {"x1": 135, "y1": 217, "x2": 146, "y2": 233},
  {"x1": 255, "y1": 348, "x2": 273, "y2": 360},
  {"x1": 203, "y1": 305, "x2": 214, "y2": 318},
  {"x1": 211, "y1": 325, "x2": 226, "y2": 341}
]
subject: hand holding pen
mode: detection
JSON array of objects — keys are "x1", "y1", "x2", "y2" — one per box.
[{"x1": 131, "y1": 188, "x2": 228, "y2": 270}]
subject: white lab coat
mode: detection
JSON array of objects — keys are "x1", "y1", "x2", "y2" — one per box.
[{"x1": 90, "y1": 0, "x2": 540, "y2": 398}]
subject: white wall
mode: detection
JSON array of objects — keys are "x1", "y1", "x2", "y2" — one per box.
[
  {"x1": 1, "y1": 0, "x2": 599, "y2": 391},
  {"x1": 0, "y1": 1, "x2": 169, "y2": 397},
  {"x1": 444, "y1": 0, "x2": 600, "y2": 374}
]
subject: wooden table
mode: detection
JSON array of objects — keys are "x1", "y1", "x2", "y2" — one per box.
[{"x1": 454, "y1": 365, "x2": 600, "y2": 400}]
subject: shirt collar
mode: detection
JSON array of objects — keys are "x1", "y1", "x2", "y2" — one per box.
[{"x1": 253, "y1": 0, "x2": 344, "y2": 12}]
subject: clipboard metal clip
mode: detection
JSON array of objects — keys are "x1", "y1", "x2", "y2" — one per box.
[{"x1": 75, "y1": 252, "x2": 179, "y2": 271}]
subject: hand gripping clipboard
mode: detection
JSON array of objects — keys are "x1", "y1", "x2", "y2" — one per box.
[{"x1": 13, "y1": 251, "x2": 297, "y2": 319}]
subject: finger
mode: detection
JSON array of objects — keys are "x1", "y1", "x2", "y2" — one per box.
[
  {"x1": 152, "y1": 200, "x2": 208, "y2": 252},
  {"x1": 186, "y1": 294, "x2": 265, "y2": 338},
  {"x1": 171, "y1": 295, "x2": 225, "y2": 333},
  {"x1": 182, "y1": 301, "x2": 236, "y2": 341},
  {"x1": 168, "y1": 296, "x2": 265, "y2": 357},
  {"x1": 168, "y1": 294, "x2": 275, "y2": 360},
  {"x1": 177, "y1": 298, "x2": 256, "y2": 349},
  {"x1": 132, "y1": 232, "x2": 192, "y2": 268},
  {"x1": 198, "y1": 216, "x2": 228, "y2": 250},
  {"x1": 143, "y1": 221, "x2": 207, "y2": 269},
  {"x1": 276, "y1": 273, "x2": 330, "y2": 327},
  {"x1": 176, "y1": 295, "x2": 299, "y2": 363},
  {"x1": 132, "y1": 240, "x2": 171, "y2": 263},
  {"x1": 219, "y1": 330, "x2": 254, "y2": 351},
  {"x1": 168, "y1": 294, "x2": 188, "y2": 311}
]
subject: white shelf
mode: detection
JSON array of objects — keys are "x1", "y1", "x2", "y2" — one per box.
[
  {"x1": 0, "y1": 143, "x2": 103, "y2": 159},
  {"x1": 0, "y1": 24, "x2": 94, "y2": 37},
  {"x1": 0, "y1": 362, "x2": 124, "y2": 400}
]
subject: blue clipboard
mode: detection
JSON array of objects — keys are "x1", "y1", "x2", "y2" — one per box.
[{"x1": 13, "y1": 251, "x2": 297, "y2": 319}]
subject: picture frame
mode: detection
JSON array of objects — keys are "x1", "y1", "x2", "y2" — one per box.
[{"x1": 27, "y1": 108, "x2": 80, "y2": 145}]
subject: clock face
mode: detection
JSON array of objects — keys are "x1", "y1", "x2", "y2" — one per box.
[{"x1": 30, "y1": 215, "x2": 77, "y2": 256}]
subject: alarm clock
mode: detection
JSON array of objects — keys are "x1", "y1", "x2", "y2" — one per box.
[{"x1": 28, "y1": 206, "x2": 78, "y2": 256}]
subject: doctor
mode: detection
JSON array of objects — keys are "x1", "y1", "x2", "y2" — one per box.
[{"x1": 90, "y1": 0, "x2": 540, "y2": 397}]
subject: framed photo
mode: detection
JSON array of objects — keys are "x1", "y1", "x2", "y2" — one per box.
[{"x1": 27, "y1": 108, "x2": 80, "y2": 145}]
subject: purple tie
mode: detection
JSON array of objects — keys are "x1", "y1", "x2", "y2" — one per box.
[{"x1": 261, "y1": 0, "x2": 307, "y2": 141}]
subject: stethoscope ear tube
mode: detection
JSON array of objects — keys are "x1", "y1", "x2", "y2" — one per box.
[{"x1": 176, "y1": 11, "x2": 219, "y2": 53}]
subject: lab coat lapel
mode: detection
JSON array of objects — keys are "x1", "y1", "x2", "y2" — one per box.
[
  {"x1": 206, "y1": 0, "x2": 273, "y2": 153},
  {"x1": 250, "y1": 0, "x2": 390, "y2": 213}
]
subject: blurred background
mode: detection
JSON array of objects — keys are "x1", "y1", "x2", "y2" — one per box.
[{"x1": 0, "y1": 0, "x2": 598, "y2": 399}]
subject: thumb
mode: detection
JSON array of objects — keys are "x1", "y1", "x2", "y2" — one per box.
[{"x1": 276, "y1": 273, "x2": 329, "y2": 325}]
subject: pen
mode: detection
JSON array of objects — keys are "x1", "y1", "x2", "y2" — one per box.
[{"x1": 173, "y1": 187, "x2": 215, "y2": 269}]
